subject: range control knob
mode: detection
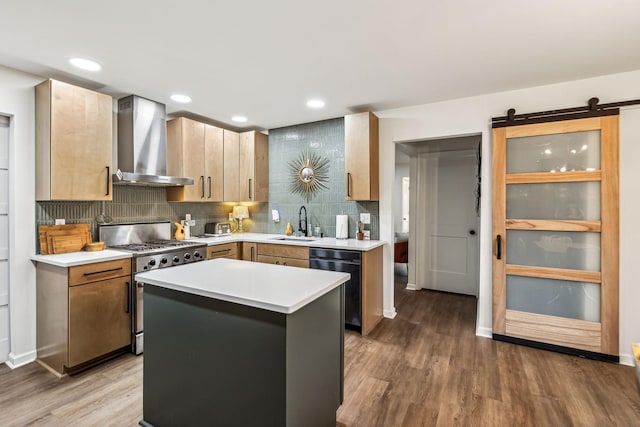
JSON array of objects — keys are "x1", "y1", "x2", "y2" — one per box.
[
  {"x1": 194, "y1": 251, "x2": 201, "y2": 259},
  {"x1": 173, "y1": 256, "x2": 180, "y2": 264},
  {"x1": 184, "y1": 253, "x2": 191, "y2": 260},
  {"x1": 160, "y1": 257, "x2": 168, "y2": 265},
  {"x1": 148, "y1": 259, "x2": 156, "y2": 267}
]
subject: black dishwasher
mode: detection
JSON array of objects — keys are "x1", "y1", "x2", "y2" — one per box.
[{"x1": 309, "y1": 248, "x2": 361, "y2": 331}]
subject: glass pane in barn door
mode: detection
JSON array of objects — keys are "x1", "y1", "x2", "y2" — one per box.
[{"x1": 492, "y1": 116, "x2": 619, "y2": 359}]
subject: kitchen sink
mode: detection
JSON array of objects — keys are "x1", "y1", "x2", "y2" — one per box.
[{"x1": 269, "y1": 236, "x2": 317, "y2": 242}]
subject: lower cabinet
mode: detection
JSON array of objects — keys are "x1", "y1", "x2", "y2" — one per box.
[
  {"x1": 36, "y1": 258, "x2": 132, "y2": 376},
  {"x1": 254, "y1": 243, "x2": 309, "y2": 268},
  {"x1": 68, "y1": 277, "x2": 131, "y2": 367},
  {"x1": 242, "y1": 242, "x2": 258, "y2": 262},
  {"x1": 207, "y1": 242, "x2": 239, "y2": 260}
]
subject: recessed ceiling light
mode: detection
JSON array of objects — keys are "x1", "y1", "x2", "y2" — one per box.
[
  {"x1": 69, "y1": 57, "x2": 101, "y2": 71},
  {"x1": 306, "y1": 99, "x2": 325, "y2": 109},
  {"x1": 232, "y1": 116, "x2": 248, "y2": 123},
  {"x1": 171, "y1": 94, "x2": 192, "y2": 103}
]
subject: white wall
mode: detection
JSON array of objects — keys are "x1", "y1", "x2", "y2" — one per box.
[
  {"x1": 377, "y1": 69, "x2": 640, "y2": 366},
  {"x1": 393, "y1": 162, "x2": 409, "y2": 234},
  {"x1": 0, "y1": 65, "x2": 40, "y2": 367}
]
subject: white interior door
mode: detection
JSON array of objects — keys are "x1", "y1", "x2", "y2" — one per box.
[
  {"x1": 416, "y1": 150, "x2": 479, "y2": 296},
  {"x1": 0, "y1": 116, "x2": 9, "y2": 363}
]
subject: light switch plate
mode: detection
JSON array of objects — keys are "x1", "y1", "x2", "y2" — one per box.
[
  {"x1": 359, "y1": 213, "x2": 371, "y2": 224},
  {"x1": 55, "y1": 218, "x2": 65, "y2": 225}
]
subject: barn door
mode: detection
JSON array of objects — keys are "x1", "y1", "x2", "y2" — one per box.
[{"x1": 492, "y1": 115, "x2": 619, "y2": 359}]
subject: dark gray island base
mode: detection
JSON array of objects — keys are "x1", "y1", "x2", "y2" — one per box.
[{"x1": 140, "y1": 282, "x2": 345, "y2": 427}]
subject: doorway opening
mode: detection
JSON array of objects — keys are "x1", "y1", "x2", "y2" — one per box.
[{"x1": 395, "y1": 134, "x2": 482, "y2": 298}]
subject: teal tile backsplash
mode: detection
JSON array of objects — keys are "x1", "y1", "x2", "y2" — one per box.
[{"x1": 267, "y1": 118, "x2": 379, "y2": 239}]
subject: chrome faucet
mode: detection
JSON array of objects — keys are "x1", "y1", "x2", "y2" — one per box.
[{"x1": 298, "y1": 206, "x2": 308, "y2": 237}]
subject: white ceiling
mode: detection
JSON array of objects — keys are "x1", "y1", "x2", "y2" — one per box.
[{"x1": 1, "y1": 1, "x2": 639, "y2": 131}]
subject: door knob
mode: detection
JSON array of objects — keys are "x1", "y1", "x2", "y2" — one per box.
[{"x1": 469, "y1": 230, "x2": 476, "y2": 235}]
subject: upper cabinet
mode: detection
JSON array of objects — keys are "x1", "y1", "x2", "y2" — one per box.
[
  {"x1": 239, "y1": 131, "x2": 268, "y2": 202},
  {"x1": 223, "y1": 129, "x2": 240, "y2": 201},
  {"x1": 35, "y1": 79, "x2": 113, "y2": 201},
  {"x1": 344, "y1": 112, "x2": 379, "y2": 201},
  {"x1": 166, "y1": 117, "x2": 223, "y2": 202}
]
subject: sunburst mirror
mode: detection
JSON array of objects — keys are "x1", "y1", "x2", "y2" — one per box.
[{"x1": 288, "y1": 151, "x2": 330, "y2": 202}]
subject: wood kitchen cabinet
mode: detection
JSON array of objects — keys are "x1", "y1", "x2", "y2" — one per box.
[
  {"x1": 242, "y1": 242, "x2": 258, "y2": 261},
  {"x1": 35, "y1": 79, "x2": 113, "y2": 201},
  {"x1": 256, "y1": 243, "x2": 309, "y2": 268},
  {"x1": 344, "y1": 112, "x2": 379, "y2": 201},
  {"x1": 36, "y1": 258, "x2": 132, "y2": 376},
  {"x1": 224, "y1": 130, "x2": 269, "y2": 202},
  {"x1": 207, "y1": 242, "x2": 240, "y2": 260},
  {"x1": 166, "y1": 117, "x2": 224, "y2": 202},
  {"x1": 223, "y1": 129, "x2": 240, "y2": 201},
  {"x1": 361, "y1": 246, "x2": 383, "y2": 335},
  {"x1": 239, "y1": 131, "x2": 269, "y2": 202}
]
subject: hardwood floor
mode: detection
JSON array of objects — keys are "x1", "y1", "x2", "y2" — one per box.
[{"x1": 1, "y1": 273, "x2": 639, "y2": 426}]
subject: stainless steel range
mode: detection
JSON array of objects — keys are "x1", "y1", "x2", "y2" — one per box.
[{"x1": 99, "y1": 222, "x2": 206, "y2": 354}]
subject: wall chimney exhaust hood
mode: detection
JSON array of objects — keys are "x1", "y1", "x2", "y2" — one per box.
[{"x1": 114, "y1": 95, "x2": 194, "y2": 186}]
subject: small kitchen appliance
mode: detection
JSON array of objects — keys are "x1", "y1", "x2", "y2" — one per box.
[{"x1": 205, "y1": 222, "x2": 232, "y2": 236}]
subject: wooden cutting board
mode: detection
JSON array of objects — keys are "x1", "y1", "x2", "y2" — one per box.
[{"x1": 39, "y1": 224, "x2": 92, "y2": 254}]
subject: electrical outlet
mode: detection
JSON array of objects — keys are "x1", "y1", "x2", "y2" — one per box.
[
  {"x1": 360, "y1": 213, "x2": 371, "y2": 224},
  {"x1": 55, "y1": 218, "x2": 65, "y2": 225},
  {"x1": 363, "y1": 230, "x2": 371, "y2": 240}
]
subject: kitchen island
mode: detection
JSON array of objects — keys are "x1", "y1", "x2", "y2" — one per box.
[{"x1": 136, "y1": 258, "x2": 349, "y2": 427}]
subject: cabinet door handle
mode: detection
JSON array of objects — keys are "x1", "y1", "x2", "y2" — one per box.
[
  {"x1": 283, "y1": 262, "x2": 287, "y2": 266},
  {"x1": 248, "y1": 178, "x2": 252, "y2": 200},
  {"x1": 201, "y1": 176, "x2": 205, "y2": 198},
  {"x1": 275, "y1": 260, "x2": 280, "y2": 265},
  {"x1": 125, "y1": 281, "x2": 130, "y2": 313},
  {"x1": 346, "y1": 172, "x2": 352, "y2": 197},
  {"x1": 250, "y1": 246, "x2": 255, "y2": 262},
  {"x1": 208, "y1": 176, "x2": 212, "y2": 198},
  {"x1": 83, "y1": 267, "x2": 123, "y2": 276},
  {"x1": 105, "y1": 166, "x2": 110, "y2": 196},
  {"x1": 496, "y1": 235, "x2": 502, "y2": 260}
]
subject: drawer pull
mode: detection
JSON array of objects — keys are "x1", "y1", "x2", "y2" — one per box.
[
  {"x1": 83, "y1": 266, "x2": 123, "y2": 276},
  {"x1": 210, "y1": 248, "x2": 231, "y2": 255}
]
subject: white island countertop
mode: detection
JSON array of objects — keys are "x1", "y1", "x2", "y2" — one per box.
[{"x1": 135, "y1": 258, "x2": 350, "y2": 314}]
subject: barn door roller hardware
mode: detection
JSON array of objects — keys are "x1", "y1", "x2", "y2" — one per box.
[{"x1": 492, "y1": 97, "x2": 640, "y2": 128}]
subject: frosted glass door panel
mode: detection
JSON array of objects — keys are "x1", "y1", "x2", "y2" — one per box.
[
  {"x1": 506, "y1": 230, "x2": 600, "y2": 271},
  {"x1": 506, "y1": 182, "x2": 600, "y2": 220},
  {"x1": 506, "y1": 276, "x2": 600, "y2": 322},
  {"x1": 506, "y1": 131, "x2": 600, "y2": 173}
]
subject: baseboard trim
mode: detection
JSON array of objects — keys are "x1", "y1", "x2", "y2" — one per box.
[
  {"x1": 406, "y1": 282, "x2": 419, "y2": 291},
  {"x1": 476, "y1": 326, "x2": 492, "y2": 339},
  {"x1": 383, "y1": 308, "x2": 397, "y2": 319},
  {"x1": 5, "y1": 349, "x2": 37, "y2": 369},
  {"x1": 618, "y1": 352, "x2": 633, "y2": 367}
]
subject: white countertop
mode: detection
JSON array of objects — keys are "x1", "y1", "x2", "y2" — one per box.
[
  {"x1": 30, "y1": 249, "x2": 132, "y2": 267},
  {"x1": 136, "y1": 258, "x2": 350, "y2": 314},
  {"x1": 187, "y1": 232, "x2": 385, "y2": 251},
  {"x1": 31, "y1": 233, "x2": 384, "y2": 267}
]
